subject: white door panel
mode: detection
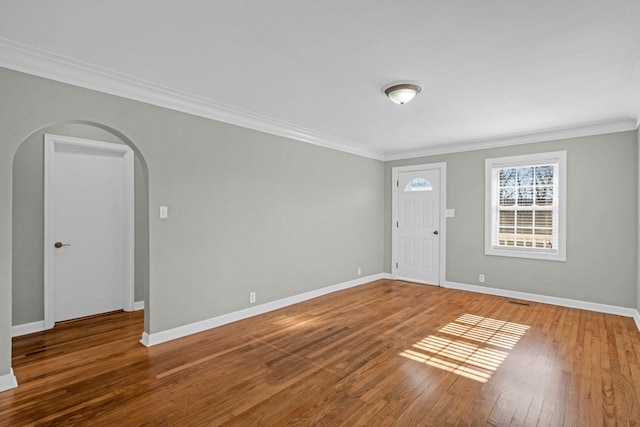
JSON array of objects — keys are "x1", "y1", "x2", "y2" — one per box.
[
  {"x1": 422, "y1": 200, "x2": 435, "y2": 228},
  {"x1": 402, "y1": 239, "x2": 414, "y2": 266},
  {"x1": 404, "y1": 200, "x2": 415, "y2": 227},
  {"x1": 422, "y1": 239, "x2": 434, "y2": 268}
]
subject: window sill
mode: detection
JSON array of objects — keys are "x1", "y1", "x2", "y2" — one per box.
[{"x1": 485, "y1": 246, "x2": 566, "y2": 262}]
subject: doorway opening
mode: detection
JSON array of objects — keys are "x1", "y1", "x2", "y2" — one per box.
[{"x1": 11, "y1": 121, "x2": 149, "y2": 335}]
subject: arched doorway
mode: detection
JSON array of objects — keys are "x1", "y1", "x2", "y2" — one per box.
[{"x1": 11, "y1": 121, "x2": 149, "y2": 335}]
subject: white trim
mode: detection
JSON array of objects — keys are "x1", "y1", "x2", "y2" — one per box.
[
  {"x1": 384, "y1": 119, "x2": 637, "y2": 161},
  {"x1": 0, "y1": 369, "x2": 18, "y2": 393},
  {"x1": 140, "y1": 273, "x2": 386, "y2": 347},
  {"x1": 484, "y1": 151, "x2": 567, "y2": 262},
  {"x1": 11, "y1": 321, "x2": 46, "y2": 337},
  {"x1": 0, "y1": 38, "x2": 384, "y2": 161},
  {"x1": 133, "y1": 301, "x2": 145, "y2": 311},
  {"x1": 44, "y1": 134, "x2": 135, "y2": 329},
  {"x1": 443, "y1": 281, "x2": 640, "y2": 328},
  {"x1": 140, "y1": 332, "x2": 152, "y2": 347},
  {"x1": 638, "y1": 128, "x2": 640, "y2": 329},
  {"x1": 2, "y1": 38, "x2": 636, "y2": 162},
  {"x1": 391, "y1": 163, "x2": 447, "y2": 286}
]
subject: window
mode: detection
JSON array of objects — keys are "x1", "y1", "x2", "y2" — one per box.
[
  {"x1": 485, "y1": 151, "x2": 566, "y2": 261},
  {"x1": 405, "y1": 178, "x2": 432, "y2": 192}
]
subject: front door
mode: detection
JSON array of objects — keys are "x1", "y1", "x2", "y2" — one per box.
[
  {"x1": 44, "y1": 134, "x2": 134, "y2": 327},
  {"x1": 396, "y1": 168, "x2": 441, "y2": 285}
]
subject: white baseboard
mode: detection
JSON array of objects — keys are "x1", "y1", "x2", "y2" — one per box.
[
  {"x1": 140, "y1": 332, "x2": 151, "y2": 347},
  {"x1": 11, "y1": 321, "x2": 46, "y2": 337},
  {"x1": 133, "y1": 301, "x2": 144, "y2": 311},
  {"x1": 140, "y1": 273, "x2": 387, "y2": 347},
  {"x1": 0, "y1": 369, "x2": 18, "y2": 393},
  {"x1": 443, "y1": 281, "x2": 640, "y2": 332}
]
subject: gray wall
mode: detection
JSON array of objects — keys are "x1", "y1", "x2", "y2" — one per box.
[
  {"x1": 0, "y1": 67, "x2": 385, "y2": 378},
  {"x1": 385, "y1": 131, "x2": 638, "y2": 308},
  {"x1": 1, "y1": 64, "x2": 636, "y2": 386},
  {"x1": 12, "y1": 123, "x2": 148, "y2": 326}
]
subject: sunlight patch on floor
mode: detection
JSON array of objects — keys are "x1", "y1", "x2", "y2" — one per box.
[{"x1": 400, "y1": 314, "x2": 529, "y2": 383}]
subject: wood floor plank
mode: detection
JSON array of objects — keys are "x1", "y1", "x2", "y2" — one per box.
[{"x1": 1, "y1": 279, "x2": 639, "y2": 426}]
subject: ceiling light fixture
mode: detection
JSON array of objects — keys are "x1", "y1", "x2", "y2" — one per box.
[{"x1": 384, "y1": 83, "x2": 422, "y2": 105}]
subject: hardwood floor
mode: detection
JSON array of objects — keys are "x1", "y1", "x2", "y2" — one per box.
[{"x1": 2, "y1": 279, "x2": 639, "y2": 426}]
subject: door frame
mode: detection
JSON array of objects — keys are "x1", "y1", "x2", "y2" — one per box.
[
  {"x1": 43, "y1": 134, "x2": 135, "y2": 329},
  {"x1": 391, "y1": 162, "x2": 447, "y2": 285}
]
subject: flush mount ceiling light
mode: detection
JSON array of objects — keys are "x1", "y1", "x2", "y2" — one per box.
[{"x1": 384, "y1": 83, "x2": 422, "y2": 105}]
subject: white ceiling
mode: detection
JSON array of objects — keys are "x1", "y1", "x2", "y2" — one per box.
[{"x1": 1, "y1": 1, "x2": 639, "y2": 160}]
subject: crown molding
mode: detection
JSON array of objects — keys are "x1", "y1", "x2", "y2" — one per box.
[
  {"x1": 384, "y1": 118, "x2": 639, "y2": 161},
  {"x1": 1, "y1": 37, "x2": 637, "y2": 163},
  {"x1": 0, "y1": 38, "x2": 385, "y2": 161}
]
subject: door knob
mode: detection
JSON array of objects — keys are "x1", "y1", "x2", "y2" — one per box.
[
  {"x1": 54, "y1": 242, "x2": 71, "y2": 248},
  {"x1": 433, "y1": 231, "x2": 439, "y2": 235}
]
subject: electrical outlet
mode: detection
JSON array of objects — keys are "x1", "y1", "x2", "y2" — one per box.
[
  {"x1": 357, "y1": 267, "x2": 362, "y2": 276},
  {"x1": 249, "y1": 292, "x2": 256, "y2": 304},
  {"x1": 479, "y1": 274, "x2": 485, "y2": 283}
]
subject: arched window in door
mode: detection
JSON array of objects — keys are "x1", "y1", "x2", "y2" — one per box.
[{"x1": 404, "y1": 177, "x2": 432, "y2": 192}]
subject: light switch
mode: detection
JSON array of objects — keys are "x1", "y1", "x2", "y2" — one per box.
[
  {"x1": 445, "y1": 209, "x2": 455, "y2": 218},
  {"x1": 160, "y1": 206, "x2": 168, "y2": 219}
]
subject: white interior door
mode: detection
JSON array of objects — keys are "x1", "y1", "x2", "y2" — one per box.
[
  {"x1": 396, "y1": 168, "x2": 441, "y2": 285},
  {"x1": 44, "y1": 134, "x2": 134, "y2": 328}
]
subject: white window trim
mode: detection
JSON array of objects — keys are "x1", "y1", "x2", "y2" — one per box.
[{"x1": 485, "y1": 151, "x2": 567, "y2": 262}]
